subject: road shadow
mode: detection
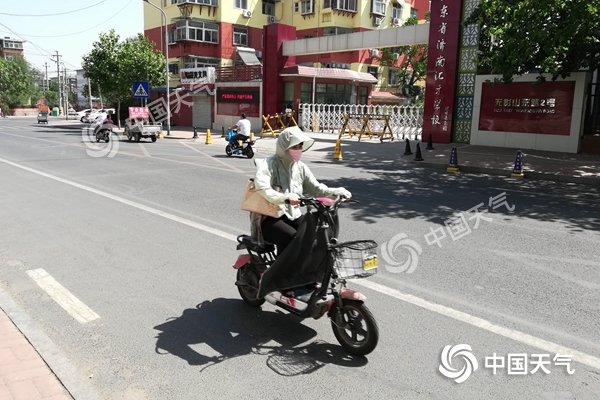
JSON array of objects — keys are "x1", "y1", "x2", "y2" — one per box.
[{"x1": 154, "y1": 297, "x2": 367, "y2": 374}]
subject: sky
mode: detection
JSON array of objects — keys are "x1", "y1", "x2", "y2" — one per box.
[{"x1": 0, "y1": 0, "x2": 144, "y2": 77}]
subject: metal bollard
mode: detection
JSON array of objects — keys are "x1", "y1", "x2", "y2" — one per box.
[
  {"x1": 221, "y1": 126, "x2": 226, "y2": 138},
  {"x1": 193, "y1": 126, "x2": 198, "y2": 139}
]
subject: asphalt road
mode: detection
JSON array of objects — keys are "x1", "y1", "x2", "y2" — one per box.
[{"x1": 1, "y1": 117, "x2": 599, "y2": 400}]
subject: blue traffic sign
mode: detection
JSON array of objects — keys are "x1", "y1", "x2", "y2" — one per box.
[{"x1": 133, "y1": 81, "x2": 149, "y2": 98}]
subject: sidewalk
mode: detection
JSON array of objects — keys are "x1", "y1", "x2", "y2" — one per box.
[{"x1": 0, "y1": 309, "x2": 72, "y2": 400}]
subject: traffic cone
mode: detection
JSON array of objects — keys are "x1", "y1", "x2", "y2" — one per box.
[
  {"x1": 426, "y1": 134, "x2": 434, "y2": 150},
  {"x1": 205, "y1": 129, "x2": 212, "y2": 145},
  {"x1": 511, "y1": 150, "x2": 525, "y2": 178},
  {"x1": 333, "y1": 139, "x2": 343, "y2": 160},
  {"x1": 414, "y1": 143, "x2": 424, "y2": 161},
  {"x1": 403, "y1": 138, "x2": 413, "y2": 155},
  {"x1": 447, "y1": 146, "x2": 459, "y2": 172}
]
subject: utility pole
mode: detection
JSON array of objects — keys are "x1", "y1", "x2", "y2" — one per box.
[
  {"x1": 63, "y1": 66, "x2": 69, "y2": 120},
  {"x1": 87, "y1": 77, "x2": 93, "y2": 110},
  {"x1": 52, "y1": 51, "x2": 62, "y2": 116},
  {"x1": 43, "y1": 63, "x2": 48, "y2": 97}
]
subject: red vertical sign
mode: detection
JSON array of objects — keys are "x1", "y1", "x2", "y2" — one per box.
[{"x1": 422, "y1": 0, "x2": 462, "y2": 143}]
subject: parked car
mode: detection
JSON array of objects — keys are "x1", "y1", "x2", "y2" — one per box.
[
  {"x1": 67, "y1": 108, "x2": 78, "y2": 117},
  {"x1": 37, "y1": 112, "x2": 49, "y2": 124},
  {"x1": 76, "y1": 109, "x2": 92, "y2": 122},
  {"x1": 83, "y1": 108, "x2": 116, "y2": 124}
]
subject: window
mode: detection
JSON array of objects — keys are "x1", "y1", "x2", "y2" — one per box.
[
  {"x1": 315, "y1": 83, "x2": 356, "y2": 104},
  {"x1": 323, "y1": 0, "x2": 331, "y2": 8},
  {"x1": 262, "y1": 0, "x2": 275, "y2": 15},
  {"x1": 410, "y1": 7, "x2": 418, "y2": 18},
  {"x1": 367, "y1": 66, "x2": 378, "y2": 79},
  {"x1": 301, "y1": 82, "x2": 312, "y2": 103},
  {"x1": 3, "y1": 41, "x2": 23, "y2": 49},
  {"x1": 300, "y1": 0, "x2": 314, "y2": 14},
  {"x1": 294, "y1": 2, "x2": 299, "y2": 12},
  {"x1": 371, "y1": 0, "x2": 386, "y2": 16},
  {"x1": 332, "y1": 0, "x2": 357, "y2": 12},
  {"x1": 172, "y1": 19, "x2": 219, "y2": 44},
  {"x1": 183, "y1": 56, "x2": 219, "y2": 69},
  {"x1": 359, "y1": 86, "x2": 368, "y2": 104},
  {"x1": 234, "y1": 0, "x2": 248, "y2": 9},
  {"x1": 321, "y1": 62, "x2": 350, "y2": 69},
  {"x1": 283, "y1": 82, "x2": 294, "y2": 110},
  {"x1": 388, "y1": 69, "x2": 399, "y2": 86},
  {"x1": 322, "y1": 27, "x2": 353, "y2": 36},
  {"x1": 233, "y1": 27, "x2": 248, "y2": 46},
  {"x1": 392, "y1": 4, "x2": 402, "y2": 19}
]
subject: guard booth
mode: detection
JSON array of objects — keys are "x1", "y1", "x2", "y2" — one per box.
[{"x1": 338, "y1": 114, "x2": 394, "y2": 142}]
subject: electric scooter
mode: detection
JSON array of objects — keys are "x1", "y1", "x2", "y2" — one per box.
[
  {"x1": 233, "y1": 196, "x2": 379, "y2": 356},
  {"x1": 225, "y1": 129, "x2": 254, "y2": 159}
]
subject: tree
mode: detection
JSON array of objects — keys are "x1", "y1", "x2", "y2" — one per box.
[
  {"x1": 0, "y1": 55, "x2": 43, "y2": 110},
  {"x1": 377, "y1": 15, "x2": 429, "y2": 104},
  {"x1": 465, "y1": 0, "x2": 600, "y2": 83},
  {"x1": 82, "y1": 30, "x2": 165, "y2": 126}
]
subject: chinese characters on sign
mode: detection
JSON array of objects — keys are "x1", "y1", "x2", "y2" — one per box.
[
  {"x1": 218, "y1": 90, "x2": 260, "y2": 104},
  {"x1": 479, "y1": 81, "x2": 576, "y2": 135},
  {"x1": 128, "y1": 107, "x2": 149, "y2": 119},
  {"x1": 424, "y1": 192, "x2": 515, "y2": 248},
  {"x1": 423, "y1": 0, "x2": 462, "y2": 143}
]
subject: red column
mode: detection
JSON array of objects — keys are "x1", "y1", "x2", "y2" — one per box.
[
  {"x1": 262, "y1": 24, "x2": 297, "y2": 116},
  {"x1": 422, "y1": 0, "x2": 462, "y2": 143}
]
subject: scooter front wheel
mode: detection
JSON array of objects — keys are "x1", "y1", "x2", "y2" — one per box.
[
  {"x1": 237, "y1": 266, "x2": 265, "y2": 307},
  {"x1": 330, "y1": 300, "x2": 379, "y2": 356},
  {"x1": 225, "y1": 144, "x2": 233, "y2": 157}
]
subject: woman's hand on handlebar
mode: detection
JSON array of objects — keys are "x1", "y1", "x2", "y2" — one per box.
[{"x1": 284, "y1": 193, "x2": 301, "y2": 206}]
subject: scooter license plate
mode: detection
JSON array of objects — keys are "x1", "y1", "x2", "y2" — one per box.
[{"x1": 363, "y1": 257, "x2": 378, "y2": 270}]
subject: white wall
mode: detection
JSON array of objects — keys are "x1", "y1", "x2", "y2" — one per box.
[{"x1": 471, "y1": 72, "x2": 589, "y2": 153}]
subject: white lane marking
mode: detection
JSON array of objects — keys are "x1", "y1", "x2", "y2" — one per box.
[
  {"x1": 26, "y1": 268, "x2": 100, "y2": 324},
  {"x1": 4, "y1": 157, "x2": 600, "y2": 370},
  {"x1": 353, "y1": 279, "x2": 600, "y2": 371},
  {"x1": 139, "y1": 143, "x2": 151, "y2": 157},
  {"x1": 0, "y1": 157, "x2": 238, "y2": 242},
  {"x1": 179, "y1": 141, "x2": 244, "y2": 173}
]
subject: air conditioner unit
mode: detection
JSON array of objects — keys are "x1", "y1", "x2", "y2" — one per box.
[
  {"x1": 373, "y1": 17, "x2": 382, "y2": 26},
  {"x1": 392, "y1": 18, "x2": 400, "y2": 25},
  {"x1": 393, "y1": 53, "x2": 400, "y2": 60},
  {"x1": 370, "y1": 48, "x2": 379, "y2": 58},
  {"x1": 268, "y1": 15, "x2": 276, "y2": 23},
  {"x1": 242, "y1": 9, "x2": 252, "y2": 18}
]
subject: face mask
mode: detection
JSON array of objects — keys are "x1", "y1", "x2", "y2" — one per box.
[{"x1": 288, "y1": 149, "x2": 302, "y2": 162}]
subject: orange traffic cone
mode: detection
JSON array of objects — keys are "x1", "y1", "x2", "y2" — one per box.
[{"x1": 333, "y1": 139, "x2": 343, "y2": 160}]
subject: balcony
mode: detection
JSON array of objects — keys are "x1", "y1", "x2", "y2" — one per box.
[{"x1": 215, "y1": 65, "x2": 262, "y2": 82}]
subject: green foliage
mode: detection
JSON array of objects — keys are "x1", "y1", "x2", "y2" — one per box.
[
  {"x1": 0, "y1": 55, "x2": 43, "y2": 109},
  {"x1": 465, "y1": 0, "x2": 600, "y2": 83},
  {"x1": 82, "y1": 30, "x2": 166, "y2": 103},
  {"x1": 395, "y1": 17, "x2": 428, "y2": 103}
]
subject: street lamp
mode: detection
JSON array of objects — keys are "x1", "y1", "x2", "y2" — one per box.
[{"x1": 143, "y1": 0, "x2": 171, "y2": 136}]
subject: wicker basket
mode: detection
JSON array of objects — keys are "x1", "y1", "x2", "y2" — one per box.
[{"x1": 332, "y1": 240, "x2": 378, "y2": 279}]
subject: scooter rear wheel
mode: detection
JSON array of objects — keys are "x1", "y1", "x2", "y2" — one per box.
[
  {"x1": 245, "y1": 147, "x2": 254, "y2": 159},
  {"x1": 330, "y1": 300, "x2": 379, "y2": 356},
  {"x1": 237, "y1": 266, "x2": 265, "y2": 307}
]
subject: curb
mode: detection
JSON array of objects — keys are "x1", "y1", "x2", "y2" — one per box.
[{"x1": 410, "y1": 161, "x2": 600, "y2": 187}]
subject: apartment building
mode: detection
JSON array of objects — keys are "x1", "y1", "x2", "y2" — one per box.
[
  {"x1": 0, "y1": 37, "x2": 25, "y2": 59},
  {"x1": 143, "y1": 0, "x2": 429, "y2": 127}
]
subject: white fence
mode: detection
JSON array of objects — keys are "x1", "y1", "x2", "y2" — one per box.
[{"x1": 299, "y1": 103, "x2": 424, "y2": 140}]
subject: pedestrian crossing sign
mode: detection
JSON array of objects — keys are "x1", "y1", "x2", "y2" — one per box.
[{"x1": 133, "y1": 81, "x2": 149, "y2": 98}]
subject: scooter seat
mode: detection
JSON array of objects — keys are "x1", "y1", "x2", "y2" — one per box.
[{"x1": 237, "y1": 235, "x2": 275, "y2": 253}]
